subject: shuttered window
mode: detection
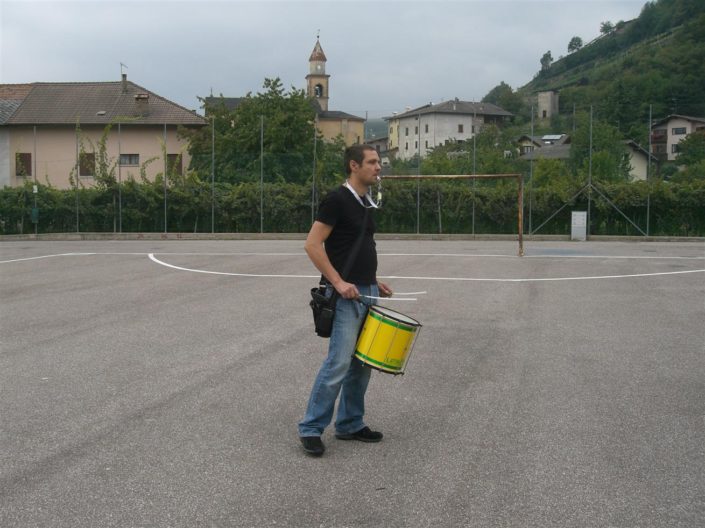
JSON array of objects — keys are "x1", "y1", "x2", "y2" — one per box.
[
  {"x1": 15, "y1": 153, "x2": 32, "y2": 177},
  {"x1": 79, "y1": 153, "x2": 95, "y2": 177}
]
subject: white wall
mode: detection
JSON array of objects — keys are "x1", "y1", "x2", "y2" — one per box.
[
  {"x1": 396, "y1": 113, "x2": 479, "y2": 160},
  {"x1": 665, "y1": 117, "x2": 696, "y2": 162}
]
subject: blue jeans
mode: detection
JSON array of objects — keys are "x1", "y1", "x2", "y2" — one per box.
[{"x1": 299, "y1": 284, "x2": 379, "y2": 437}]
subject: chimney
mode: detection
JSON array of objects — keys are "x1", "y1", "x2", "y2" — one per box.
[
  {"x1": 134, "y1": 93, "x2": 149, "y2": 116},
  {"x1": 121, "y1": 73, "x2": 127, "y2": 94}
]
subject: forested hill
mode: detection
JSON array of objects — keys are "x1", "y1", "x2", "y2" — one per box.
[{"x1": 518, "y1": 0, "x2": 705, "y2": 140}]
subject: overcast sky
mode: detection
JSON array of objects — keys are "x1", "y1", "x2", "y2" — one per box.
[{"x1": 2, "y1": 0, "x2": 645, "y2": 118}]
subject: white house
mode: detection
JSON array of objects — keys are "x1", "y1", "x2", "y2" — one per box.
[
  {"x1": 650, "y1": 114, "x2": 705, "y2": 162},
  {"x1": 386, "y1": 99, "x2": 512, "y2": 161}
]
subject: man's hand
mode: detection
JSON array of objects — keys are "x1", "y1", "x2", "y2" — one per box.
[
  {"x1": 334, "y1": 280, "x2": 359, "y2": 300},
  {"x1": 378, "y1": 282, "x2": 393, "y2": 298}
]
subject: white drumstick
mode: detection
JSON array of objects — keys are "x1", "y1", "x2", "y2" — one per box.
[{"x1": 360, "y1": 295, "x2": 417, "y2": 302}]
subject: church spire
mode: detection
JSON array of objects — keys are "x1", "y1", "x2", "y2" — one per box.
[
  {"x1": 309, "y1": 37, "x2": 327, "y2": 62},
  {"x1": 306, "y1": 35, "x2": 330, "y2": 111}
]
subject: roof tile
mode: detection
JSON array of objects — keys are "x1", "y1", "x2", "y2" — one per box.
[{"x1": 3, "y1": 81, "x2": 206, "y2": 126}]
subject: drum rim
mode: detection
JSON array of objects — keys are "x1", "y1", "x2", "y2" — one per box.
[
  {"x1": 354, "y1": 349, "x2": 403, "y2": 373},
  {"x1": 369, "y1": 305, "x2": 421, "y2": 327}
]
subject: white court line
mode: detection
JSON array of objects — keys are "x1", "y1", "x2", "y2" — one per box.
[
  {"x1": 9, "y1": 251, "x2": 702, "y2": 260},
  {"x1": 4, "y1": 252, "x2": 704, "y2": 283},
  {"x1": 147, "y1": 253, "x2": 319, "y2": 279},
  {"x1": 143, "y1": 252, "x2": 705, "y2": 260},
  {"x1": 147, "y1": 253, "x2": 705, "y2": 283},
  {"x1": 0, "y1": 252, "x2": 95, "y2": 264},
  {"x1": 381, "y1": 270, "x2": 705, "y2": 283}
]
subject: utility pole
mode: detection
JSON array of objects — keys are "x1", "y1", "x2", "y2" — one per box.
[
  {"x1": 587, "y1": 106, "x2": 593, "y2": 240},
  {"x1": 260, "y1": 115, "x2": 264, "y2": 234},
  {"x1": 211, "y1": 115, "x2": 215, "y2": 233},
  {"x1": 646, "y1": 104, "x2": 652, "y2": 236}
]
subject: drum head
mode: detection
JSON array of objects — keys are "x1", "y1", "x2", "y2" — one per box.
[{"x1": 370, "y1": 305, "x2": 421, "y2": 327}]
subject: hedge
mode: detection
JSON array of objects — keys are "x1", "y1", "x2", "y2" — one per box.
[{"x1": 1, "y1": 178, "x2": 703, "y2": 236}]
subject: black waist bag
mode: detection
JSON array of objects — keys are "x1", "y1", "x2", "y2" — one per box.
[{"x1": 310, "y1": 286, "x2": 337, "y2": 338}]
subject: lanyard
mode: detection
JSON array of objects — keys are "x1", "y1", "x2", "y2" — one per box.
[{"x1": 344, "y1": 180, "x2": 378, "y2": 209}]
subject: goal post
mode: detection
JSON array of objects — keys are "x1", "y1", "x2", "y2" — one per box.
[{"x1": 381, "y1": 174, "x2": 524, "y2": 257}]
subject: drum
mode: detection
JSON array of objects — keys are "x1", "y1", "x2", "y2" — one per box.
[{"x1": 354, "y1": 305, "x2": 422, "y2": 375}]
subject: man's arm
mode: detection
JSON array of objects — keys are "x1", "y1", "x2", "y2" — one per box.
[{"x1": 304, "y1": 221, "x2": 360, "y2": 299}]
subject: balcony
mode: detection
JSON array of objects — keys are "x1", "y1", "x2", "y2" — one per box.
[{"x1": 650, "y1": 130, "x2": 667, "y2": 144}]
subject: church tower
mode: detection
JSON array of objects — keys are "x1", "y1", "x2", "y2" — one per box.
[{"x1": 306, "y1": 38, "x2": 330, "y2": 112}]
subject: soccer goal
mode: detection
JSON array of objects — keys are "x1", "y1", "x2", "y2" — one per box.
[{"x1": 381, "y1": 174, "x2": 524, "y2": 257}]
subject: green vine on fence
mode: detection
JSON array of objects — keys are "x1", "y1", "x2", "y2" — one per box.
[{"x1": 1, "y1": 178, "x2": 703, "y2": 236}]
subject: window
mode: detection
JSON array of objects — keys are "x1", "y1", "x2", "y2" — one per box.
[
  {"x1": 79, "y1": 152, "x2": 95, "y2": 177},
  {"x1": 415, "y1": 141, "x2": 418, "y2": 149},
  {"x1": 405, "y1": 142, "x2": 408, "y2": 151},
  {"x1": 425, "y1": 140, "x2": 428, "y2": 148},
  {"x1": 390, "y1": 126, "x2": 394, "y2": 135},
  {"x1": 405, "y1": 127, "x2": 409, "y2": 136},
  {"x1": 120, "y1": 154, "x2": 139, "y2": 166},
  {"x1": 167, "y1": 154, "x2": 183, "y2": 175},
  {"x1": 15, "y1": 153, "x2": 32, "y2": 177},
  {"x1": 671, "y1": 144, "x2": 681, "y2": 154},
  {"x1": 458, "y1": 124, "x2": 464, "y2": 133},
  {"x1": 415, "y1": 126, "x2": 418, "y2": 135},
  {"x1": 672, "y1": 127, "x2": 686, "y2": 135},
  {"x1": 472, "y1": 125, "x2": 475, "y2": 134},
  {"x1": 425, "y1": 124, "x2": 428, "y2": 133}
]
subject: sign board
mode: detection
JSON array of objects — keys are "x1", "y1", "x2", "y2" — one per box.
[{"x1": 571, "y1": 211, "x2": 587, "y2": 241}]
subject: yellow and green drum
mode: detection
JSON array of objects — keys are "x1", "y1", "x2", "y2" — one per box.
[{"x1": 354, "y1": 305, "x2": 422, "y2": 375}]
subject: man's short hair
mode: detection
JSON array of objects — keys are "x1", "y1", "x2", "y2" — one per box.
[{"x1": 344, "y1": 144, "x2": 377, "y2": 175}]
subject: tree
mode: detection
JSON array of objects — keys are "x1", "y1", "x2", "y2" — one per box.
[
  {"x1": 600, "y1": 21, "x2": 615, "y2": 35},
  {"x1": 183, "y1": 78, "x2": 318, "y2": 185},
  {"x1": 568, "y1": 36, "x2": 583, "y2": 53},
  {"x1": 570, "y1": 112, "x2": 631, "y2": 183},
  {"x1": 481, "y1": 81, "x2": 524, "y2": 114},
  {"x1": 540, "y1": 51, "x2": 553, "y2": 71},
  {"x1": 675, "y1": 130, "x2": 705, "y2": 167}
]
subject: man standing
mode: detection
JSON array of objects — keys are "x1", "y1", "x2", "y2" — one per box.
[{"x1": 298, "y1": 144, "x2": 393, "y2": 457}]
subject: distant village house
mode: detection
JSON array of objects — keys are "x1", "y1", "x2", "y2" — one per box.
[
  {"x1": 0, "y1": 77, "x2": 206, "y2": 189},
  {"x1": 650, "y1": 114, "x2": 705, "y2": 162},
  {"x1": 386, "y1": 99, "x2": 513, "y2": 161}
]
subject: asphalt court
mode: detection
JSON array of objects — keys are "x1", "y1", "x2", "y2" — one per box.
[{"x1": 1, "y1": 239, "x2": 704, "y2": 527}]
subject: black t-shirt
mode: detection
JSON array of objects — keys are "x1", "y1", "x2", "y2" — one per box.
[{"x1": 316, "y1": 185, "x2": 377, "y2": 285}]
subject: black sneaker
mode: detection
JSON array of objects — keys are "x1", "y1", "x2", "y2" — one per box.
[
  {"x1": 335, "y1": 426, "x2": 383, "y2": 443},
  {"x1": 300, "y1": 436, "x2": 325, "y2": 456}
]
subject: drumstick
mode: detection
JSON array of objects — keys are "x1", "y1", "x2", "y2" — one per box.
[{"x1": 360, "y1": 295, "x2": 417, "y2": 302}]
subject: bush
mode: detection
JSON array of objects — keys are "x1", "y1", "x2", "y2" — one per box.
[{"x1": 1, "y1": 178, "x2": 703, "y2": 236}]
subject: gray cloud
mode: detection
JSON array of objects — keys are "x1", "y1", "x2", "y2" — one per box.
[{"x1": 2, "y1": 1, "x2": 645, "y2": 117}]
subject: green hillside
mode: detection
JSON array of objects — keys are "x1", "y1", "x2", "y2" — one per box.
[{"x1": 517, "y1": 0, "x2": 705, "y2": 140}]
